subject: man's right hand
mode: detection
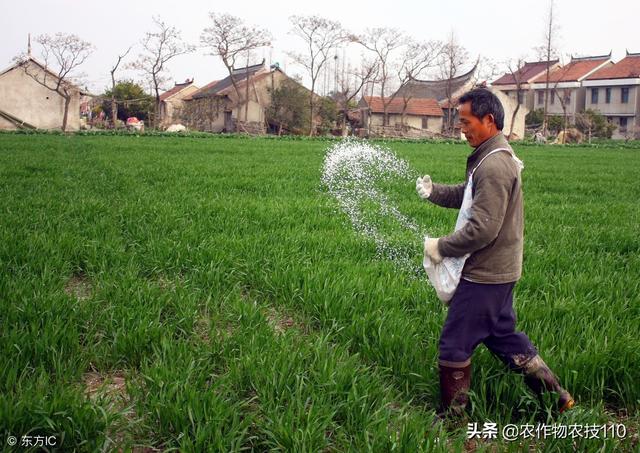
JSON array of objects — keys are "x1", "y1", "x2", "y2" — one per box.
[{"x1": 416, "y1": 175, "x2": 433, "y2": 200}]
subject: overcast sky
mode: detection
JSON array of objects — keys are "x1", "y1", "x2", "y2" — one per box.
[{"x1": 2, "y1": 0, "x2": 639, "y2": 94}]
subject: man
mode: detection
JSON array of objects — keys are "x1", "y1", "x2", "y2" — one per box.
[{"x1": 416, "y1": 88, "x2": 574, "y2": 418}]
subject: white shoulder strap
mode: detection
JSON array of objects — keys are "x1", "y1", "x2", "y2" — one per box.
[{"x1": 469, "y1": 147, "x2": 523, "y2": 178}]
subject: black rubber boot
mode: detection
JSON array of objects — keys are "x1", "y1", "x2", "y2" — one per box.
[
  {"x1": 437, "y1": 363, "x2": 471, "y2": 418},
  {"x1": 520, "y1": 355, "x2": 574, "y2": 413}
]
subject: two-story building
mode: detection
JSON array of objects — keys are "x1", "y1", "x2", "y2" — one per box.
[
  {"x1": 583, "y1": 51, "x2": 640, "y2": 139},
  {"x1": 530, "y1": 54, "x2": 612, "y2": 123},
  {"x1": 492, "y1": 60, "x2": 560, "y2": 111}
]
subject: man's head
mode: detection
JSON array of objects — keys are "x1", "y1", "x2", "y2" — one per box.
[{"x1": 457, "y1": 88, "x2": 504, "y2": 147}]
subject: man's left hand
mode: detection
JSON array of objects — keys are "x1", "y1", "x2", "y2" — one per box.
[{"x1": 424, "y1": 238, "x2": 443, "y2": 264}]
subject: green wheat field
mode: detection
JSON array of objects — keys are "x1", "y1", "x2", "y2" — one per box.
[{"x1": 1, "y1": 134, "x2": 638, "y2": 452}]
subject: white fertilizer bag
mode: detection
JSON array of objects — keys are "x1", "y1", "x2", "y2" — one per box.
[{"x1": 424, "y1": 148, "x2": 523, "y2": 303}]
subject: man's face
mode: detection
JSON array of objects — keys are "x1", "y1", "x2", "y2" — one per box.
[{"x1": 457, "y1": 101, "x2": 494, "y2": 147}]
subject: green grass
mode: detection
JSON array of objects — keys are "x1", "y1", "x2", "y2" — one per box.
[{"x1": 0, "y1": 134, "x2": 638, "y2": 452}]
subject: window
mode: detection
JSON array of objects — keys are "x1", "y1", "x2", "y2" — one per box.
[
  {"x1": 620, "y1": 117, "x2": 628, "y2": 132},
  {"x1": 422, "y1": 116, "x2": 429, "y2": 129},
  {"x1": 517, "y1": 91, "x2": 524, "y2": 105},
  {"x1": 621, "y1": 87, "x2": 630, "y2": 103},
  {"x1": 538, "y1": 91, "x2": 544, "y2": 104},
  {"x1": 591, "y1": 88, "x2": 598, "y2": 104},
  {"x1": 550, "y1": 91, "x2": 555, "y2": 104},
  {"x1": 605, "y1": 87, "x2": 611, "y2": 104}
]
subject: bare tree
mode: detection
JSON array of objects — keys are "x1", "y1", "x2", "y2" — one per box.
[
  {"x1": 575, "y1": 110, "x2": 594, "y2": 143},
  {"x1": 287, "y1": 15, "x2": 348, "y2": 135},
  {"x1": 110, "y1": 46, "x2": 132, "y2": 128},
  {"x1": 555, "y1": 88, "x2": 571, "y2": 141},
  {"x1": 506, "y1": 58, "x2": 526, "y2": 138},
  {"x1": 536, "y1": 0, "x2": 560, "y2": 136},
  {"x1": 397, "y1": 39, "x2": 442, "y2": 127},
  {"x1": 476, "y1": 56, "x2": 501, "y2": 85},
  {"x1": 550, "y1": 61, "x2": 576, "y2": 143},
  {"x1": 439, "y1": 31, "x2": 470, "y2": 135},
  {"x1": 201, "y1": 13, "x2": 272, "y2": 123},
  {"x1": 16, "y1": 33, "x2": 94, "y2": 131},
  {"x1": 356, "y1": 28, "x2": 406, "y2": 127},
  {"x1": 334, "y1": 57, "x2": 379, "y2": 135},
  {"x1": 131, "y1": 16, "x2": 194, "y2": 128}
]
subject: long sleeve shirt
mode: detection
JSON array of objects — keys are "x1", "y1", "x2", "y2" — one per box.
[{"x1": 428, "y1": 133, "x2": 524, "y2": 283}]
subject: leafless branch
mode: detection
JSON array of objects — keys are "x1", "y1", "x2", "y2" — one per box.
[
  {"x1": 286, "y1": 15, "x2": 348, "y2": 135},
  {"x1": 438, "y1": 31, "x2": 469, "y2": 134},
  {"x1": 15, "y1": 33, "x2": 94, "y2": 131},
  {"x1": 201, "y1": 13, "x2": 271, "y2": 121},
  {"x1": 130, "y1": 16, "x2": 194, "y2": 127}
]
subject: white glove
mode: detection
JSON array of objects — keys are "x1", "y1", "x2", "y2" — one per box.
[
  {"x1": 416, "y1": 175, "x2": 433, "y2": 200},
  {"x1": 424, "y1": 237, "x2": 443, "y2": 264}
]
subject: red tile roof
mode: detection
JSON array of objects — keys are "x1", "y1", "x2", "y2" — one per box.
[
  {"x1": 362, "y1": 96, "x2": 443, "y2": 116},
  {"x1": 586, "y1": 54, "x2": 640, "y2": 80},
  {"x1": 159, "y1": 81, "x2": 194, "y2": 101},
  {"x1": 492, "y1": 60, "x2": 558, "y2": 85},
  {"x1": 531, "y1": 57, "x2": 611, "y2": 83}
]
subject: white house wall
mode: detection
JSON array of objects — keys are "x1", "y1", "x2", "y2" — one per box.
[{"x1": 0, "y1": 62, "x2": 79, "y2": 130}]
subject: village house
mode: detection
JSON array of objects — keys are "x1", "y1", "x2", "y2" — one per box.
[
  {"x1": 492, "y1": 60, "x2": 561, "y2": 111},
  {"x1": 583, "y1": 51, "x2": 640, "y2": 139},
  {"x1": 383, "y1": 62, "x2": 526, "y2": 139},
  {"x1": 357, "y1": 96, "x2": 443, "y2": 137},
  {"x1": 180, "y1": 60, "x2": 307, "y2": 134},
  {"x1": 158, "y1": 79, "x2": 199, "y2": 127},
  {"x1": 529, "y1": 54, "x2": 612, "y2": 123},
  {"x1": 0, "y1": 57, "x2": 81, "y2": 130},
  {"x1": 393, "y1": 64, "x2": 477, "y2": 132}
]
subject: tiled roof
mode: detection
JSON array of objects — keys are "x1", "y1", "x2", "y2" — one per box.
[
  {"x1": 159, "y1": 81, "x2": 193, "y2": 101},
  {"x1": 531, "y1": 56, "x2": 611, "y2": 83},
  {"x1": 586, "y1": 54, "x2": 640, "y2": 80},
  {"x1": 492, "y1": 60, "x2": 558, "y2": 85},
  {"x1": 190, "y1": 62, "x2": 267, "y2": 100},
  {"x1": 393, "y1": 62, "x2": 477, "y2": 102},
  {"x1": 183, "y1": 80, "x2": 220, "y2": 100},
  {"x1": 215, "y1": 71, "x2": 273, "y2": 96},
  {"x1": 362, "y1": 96, "x2": 443, "y2": 116}
]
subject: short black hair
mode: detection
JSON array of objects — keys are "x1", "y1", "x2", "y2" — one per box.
[{"x1": 458, "y1": 87, "x2": 505, "y2": 130}]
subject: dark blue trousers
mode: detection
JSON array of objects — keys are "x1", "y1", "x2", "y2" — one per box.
[{"x1": 438, "y1": 278, "x2": 537, "y2": 368}]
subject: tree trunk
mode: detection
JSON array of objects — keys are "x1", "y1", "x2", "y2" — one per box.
[
  {"x1": 245, "y1": 71, "x2": 250, "y2": 123},
  {"x1": 509, "y1": 102, "x2": 520, "y2": 138},
  {"x1": 61, "y1": 93, "x2": 71, "y2": 132},
  {"x1": 111, "y1": 70, "x2": 118, "y2": 128},
  {"x1": 401, "y1": 101, "x2": 407, "y2": 130},
  {"x1": 111, "y1": 98, "x2": 118, "y2": 128},
  {"x1": 542, "y1": 4, "x2": 553, "y2": 136},
  {"x1": 153, "y1": 75, "x2": 160, "y2": 129}
]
